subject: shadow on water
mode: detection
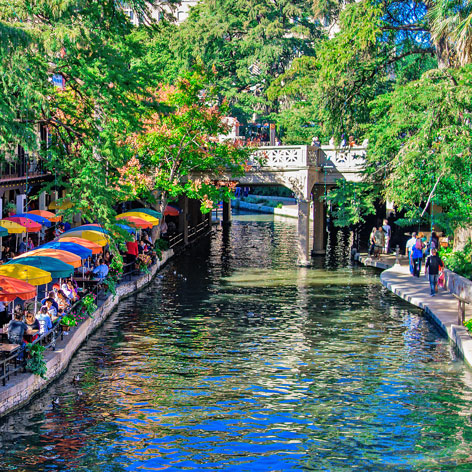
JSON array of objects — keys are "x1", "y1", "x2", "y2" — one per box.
[{"x1": 0, "y1": 212, "x2": 471, "y2": 472}]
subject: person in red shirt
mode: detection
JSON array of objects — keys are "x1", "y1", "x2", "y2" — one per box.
[{"x1": 126, "y1": 238, "x2": 139, "y2": 267}]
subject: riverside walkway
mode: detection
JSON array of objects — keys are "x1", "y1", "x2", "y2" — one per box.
[{"x1": 356, "y1": 252, "x2": 472, "y2": 367}]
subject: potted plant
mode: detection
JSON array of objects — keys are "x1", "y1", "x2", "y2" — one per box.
[
  {"x1": 4, "y1": 201, "x2": 16, "y2": 217},
  {"x1": 61, "y1": 314, "x2": 78, "y2": 332}
]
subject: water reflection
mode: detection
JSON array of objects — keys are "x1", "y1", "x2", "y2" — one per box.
[{"x1": 0, "y1": 213, "x2": 470, "y2": 471}]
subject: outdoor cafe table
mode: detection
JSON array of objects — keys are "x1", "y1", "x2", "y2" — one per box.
[{"x1": 0, "y1": 328, "x2": 39, "y2": 342}]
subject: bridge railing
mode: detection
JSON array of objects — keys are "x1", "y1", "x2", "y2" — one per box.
[
  {"x1": 317, "y1": 145, "x2": 366, "y2": 170},
  {"x1": 249, "y1": 145, "x2": 321, "y2": 168},
  {"x1": 249, "y1": 145, "x2": 366, "y2": 171}
]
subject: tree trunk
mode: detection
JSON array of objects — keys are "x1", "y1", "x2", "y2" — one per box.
[{"x1": 435, "y1": 37, "x2": 450, "y2": 70}]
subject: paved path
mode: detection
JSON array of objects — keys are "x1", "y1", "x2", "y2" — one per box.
[{"x1": 356, "y1": 252, "x2": 472, "y2": 367}]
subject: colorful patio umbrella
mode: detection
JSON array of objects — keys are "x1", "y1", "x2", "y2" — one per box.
[
  {"x1": 16, "y1": 248, "x2": 82, "y2": 268},
  {"x1": 29, "y1": 210, "x2": 62, "y2": 223},
  {"x1": 6, "y1": 256, "x2": 74, "y2": 279},
  {"x1": 57, "y1": 229, "x2": 108, "y2": 246},
  {"x1": 164, "y1": 205, "x2": 180, "y2": 216},
  {"x1": 0, "y1": 227, "x2": 9, "y2": 237},
  {"x1": 65, "y1": 225, "x2": 110, "y2": 235},
  {"x1": 117, "y1": 212, "x2": 159, "y2": 225},
  {"x1": 0, "y1": 220, "x2": 26, "y2": 234},
  {"x1": 0, "y1": 276, "x2": 37, "y2": 302},
  {"x1": 0, "y1": 264, "x2": 52, "y2": 286},
  {"x1": 49, "y1": 199, "x2": 73, "y2": 210},
  {"x1": 58, "y1": 237, "x2": 102, "y2": 255},
  {"x1": 117, "y1": 223, "x2": 137, "y2": 234},
  {"x1": 11, "y1": 213, "x2": 52, "y2": 227},
  {"x1": 41, "y1": 241, "x2": 93, "y2": 259},
  {"x1": 133, "y1": 208, "x2": 162, "y2": 219},
  {"x1": 116, "y1": 216, "x2": 152, "y2": 229},
  {"x1": 4, "y1": 217, "x2": 42, "y2": 232}
]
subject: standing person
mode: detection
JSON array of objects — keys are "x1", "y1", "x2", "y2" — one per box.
[
  {"x1": 405, "y1": 232, "x2": 417, "y2": 275},
  {"x1": 368, "y1": 227, "x2": 377, "y2": 256},
  {"x1": 27, "y1": 237, "x2": 34, "y2": 251},
  {"x1": 411, "y1": 235, "x2": 424, "y2": 277},
  {"x1": 18, "y1": 238, "x2": 27, "y2": 255},
  {"x1": 373, "y1": 227, "x2": 385, "y2": 259},
  {"x1": 382, "y1": 219, "x2": 391, "y2": 254},
  {"x1": 425, "y1": 248, "x2": 444, "y2": 296}
]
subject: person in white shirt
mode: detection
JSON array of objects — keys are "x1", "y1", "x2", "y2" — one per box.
[{"x1": 405, "y1": 232, "x2": 417, "y2": 256}]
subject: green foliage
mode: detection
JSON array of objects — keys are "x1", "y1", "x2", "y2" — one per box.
[
  {"x1": 153, "y1": 238, "x2": 169, "y2": 261},
  {"x1": 324, "y1": 180, "x2": 378, "y2": 227},
  {"x1": 26, "y1": 343, "x2": 47, "y2": 379},
  {"x1": 439, "y1": 241, "x2": 472, "y2": 279},
  {"x1": 61, "y1": 314, "x2": 78, "y2": 327}
]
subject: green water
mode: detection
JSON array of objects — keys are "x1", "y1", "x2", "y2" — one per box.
[{"x1": 0, "y1": 213, "x2": 471, "y2": 471}]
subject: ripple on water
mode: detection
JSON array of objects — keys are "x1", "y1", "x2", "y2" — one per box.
[{"x1": 0, "y1": 215, "x2": 471, "y2": 471}]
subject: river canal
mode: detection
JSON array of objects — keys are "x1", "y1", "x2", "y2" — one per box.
[{"x1": 1, "y1": 213, "x2": 472, "y2": 471}]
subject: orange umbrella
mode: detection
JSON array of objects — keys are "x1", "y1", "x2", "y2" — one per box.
[
  {"x1": 29, "y1": 210, "x2": 62, "y2": 223},
  {"x1": 15, "y1": 248, "x2": 82, "y2": 268},
  {"x1": 117, "y1": 216, "x2": 153, "y2": 229},
  {"x1": 59, "y1": 236, "x2": 102, "y2": 255},
  {"x1": 0, "y1": 276, "x2": 37, "y2": 302},
  {"x1": 4, "y1": 217, "x2": 41, "y2": 232}
]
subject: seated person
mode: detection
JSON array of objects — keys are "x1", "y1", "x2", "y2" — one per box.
[
  {"x1": 41, "y1": 291, "x2": 60, "y2": 313},
  {"x1": 36, "y1": 306, "x2": 53, "y2": 334},
  {"x1": 64, "y1": 279, "x2": 79, "y2": 302},
  {"x1": 92, "y1": 258, "x2": 109, "y2": 281},
  {"x1": 7, "y1": 312, "x2": 28, "y2": 345},
  {"x1": 56, "y1": 290, "x2": 70, "y2": 311},
  {"x1": 24, "y1": 310, "x2": 40, "y2": 331},
  {"x1": 43, "y1": 298, "x2": 58, "y2": 320}
]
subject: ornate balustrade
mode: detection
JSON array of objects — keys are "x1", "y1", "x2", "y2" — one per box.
[
  {"x1": 318, "y1": 145, "x2": 366, "y2": 170},
  {"x1": 249, "y1": 145, "x2": 366, "y2": 173},
  {"x1": 250, "y1": 146, "x2": 320, "y2": 168}
]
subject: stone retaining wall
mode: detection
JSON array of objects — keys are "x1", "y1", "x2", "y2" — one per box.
[
  {"x1": 443, "y1": 269, "x2": 472, "y2": 302},
  {"x1": 0, "y1": 250, "x2": 173, "y2": 418}
]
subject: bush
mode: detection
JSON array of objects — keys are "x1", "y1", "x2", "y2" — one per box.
[
  {"x1": 439, "y1": 240, "x2": 472, "y2": 279},
  {"x1": 26, "y1": 344, "x2": 47, "y2": 379}
]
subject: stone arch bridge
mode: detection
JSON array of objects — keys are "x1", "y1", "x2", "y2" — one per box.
[{"x1": 222, "y1": 144, "x2": 367, "y2": 265}]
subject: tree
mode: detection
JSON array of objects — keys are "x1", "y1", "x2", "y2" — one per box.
[
  {"x1": 119, "y1": 70, "x2": 251, "y2": 238},
  {"x1": 171, "y1": 0, "x2": 319, "y2": 123}
]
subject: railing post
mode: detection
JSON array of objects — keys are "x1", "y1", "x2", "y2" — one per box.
[{"x1": 395, "y1": 245, "x2": 400, "y2": 265}]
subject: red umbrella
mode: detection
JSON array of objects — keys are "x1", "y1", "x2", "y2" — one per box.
[
  {"x1": 4, "y1": 216, "x2": 42, "y2": 232},
  {"x1": 164, "y1": 205, "x2": 180, "y2": 216},
  {"x1": 119, "y1": 216, "x2": 153, "y2": 229},
  {"x1": 0, "y1": 276, "x2": 37, "y2": 302}
]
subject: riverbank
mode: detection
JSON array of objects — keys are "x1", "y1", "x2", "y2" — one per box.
[
  {"x1": 355, "y1": 252, "x2": 472, "y2": 367},
  {"x1": 0, "y1": 249, "x2": 174, "y2": 418}
]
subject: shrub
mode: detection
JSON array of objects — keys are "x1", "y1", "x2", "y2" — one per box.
[
  {"x1": 26, "y1": 344, "x2": 47, "y2": 379},
  {"x1": 439, "y1": 240, "x2": 472, "y2": 279}
]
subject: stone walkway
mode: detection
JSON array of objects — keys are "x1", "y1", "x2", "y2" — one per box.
[{"x1": 356, "y1": 252, "x2": 472, "y2": 367}]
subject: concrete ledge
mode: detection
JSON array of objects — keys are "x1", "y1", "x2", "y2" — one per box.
[{"x1": 0, "y1": 250, "x2": 173, "y2": 418}]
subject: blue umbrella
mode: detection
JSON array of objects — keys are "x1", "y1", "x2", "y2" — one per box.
[
  {"x1": 40, "y1": 241, "x2": 93, "y2": 259},
  {"x1": 5, "y1": 256, "x2": 74, "y2": 278},
  {"x1": 0, "y1": 227, "x2": 8, "y2": 237},
  {"x1": 12, "y1": 213, "x2": 52, "y2": 227},
  {"x1": 117, "y1": 224, "x2": 136, "y2": 234}
]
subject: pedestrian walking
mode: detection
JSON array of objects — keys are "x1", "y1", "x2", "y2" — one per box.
[
  {"x1": 373, "y1": 227, "x2": 385, "y2": 259},
  {"x1": 382, "y1": 219, "x2": 391, "y2": 254},
  {"x1": 368, "y1": 226, "x2": 377, "y2": 256},
  {"x1": 425, "y1": 248, "x2": 444, "y2": 296},
  {"x1": 411, "y1": 235, "x2": 424, "y2": 277}
]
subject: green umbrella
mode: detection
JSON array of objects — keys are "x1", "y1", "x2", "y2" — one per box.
[
  {"x1": 134, "y1": 208, "x2": 162, "y2": 219},
  {"x1": 6, "y1": 256, "x2": 75, "y2": 279}
]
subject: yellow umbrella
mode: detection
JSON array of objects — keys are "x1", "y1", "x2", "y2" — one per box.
[
  {"x1": 0, "y1": 264, "x2": 52, "y2": 286},
  {"x1": 117, "y1": 212, "x2": 159, "y2": 225},
  {"x1": 49, "y1": 199, "x2": 73, "y2": 210},
  {"x1": 0, "y1": 220, "x2": 26, "y2": 234},
  {"x1": 58, "y1": 229, "x2": 108, "y2": 246}
]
